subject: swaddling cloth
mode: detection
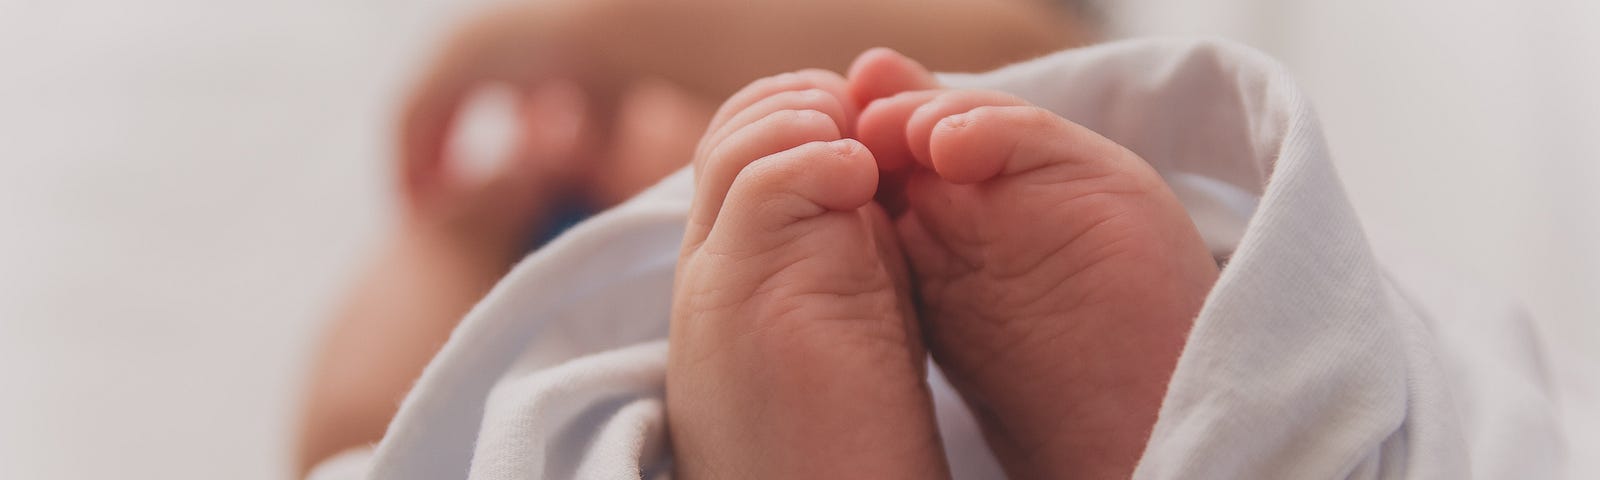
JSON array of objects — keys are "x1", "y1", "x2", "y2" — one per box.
[{"x1": 313, "y1": 38, "x2": 1564, "y2": 479}]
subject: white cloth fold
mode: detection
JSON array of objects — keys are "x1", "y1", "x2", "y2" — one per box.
[{"x1": 313, "y1": 38, "x2": 1564, "y2": 480}]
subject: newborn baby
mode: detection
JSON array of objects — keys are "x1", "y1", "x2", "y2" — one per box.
[
  {"x1": 669, "y1": 48, "x2": 1218, "y2": 478},
  {"x1": 325, "y1": 39, "x2": 1566, "y2": 480}
]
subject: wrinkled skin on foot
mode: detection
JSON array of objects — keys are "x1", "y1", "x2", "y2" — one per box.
[
  {"x1": 850, "y1": 48, "x2": 1220, "y2": 479},
  {"x1": 666, "y1": 69, "x2": 950, "y2": 480}
]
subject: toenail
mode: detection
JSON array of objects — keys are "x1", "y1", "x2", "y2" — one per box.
[
  {"x1": 939, "y1": 113, "x2": 973, "y2": 130},
  {"x1": 797, "y1": 68, "x2": 834, "y2": 78},
  {"x1": 789, "y1": 109, "x2": 823, "y2": 123},
  {"x1": 827, "y1": 139, "x2": 860, "y2": 155}
]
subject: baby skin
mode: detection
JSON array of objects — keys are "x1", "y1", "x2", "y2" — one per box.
[{"x1": 668, "y1": 49, "x2": 1219, "y2": 479}]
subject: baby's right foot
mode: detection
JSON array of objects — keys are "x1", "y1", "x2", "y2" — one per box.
[
  {"x1": 667, "y1": 70, "x2": 949, "y2": 479},
  {"x1": 853, "y1": 49, "x2": 1220, "y2": 479}
]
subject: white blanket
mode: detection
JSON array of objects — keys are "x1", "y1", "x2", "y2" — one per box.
[{"x1": 312, "y1": 38, "x2": 1566, "y2": 479}]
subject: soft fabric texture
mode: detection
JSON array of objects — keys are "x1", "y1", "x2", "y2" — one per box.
[{"x1": 311, "y1": 38, "x2": 1565, "y2": 479}]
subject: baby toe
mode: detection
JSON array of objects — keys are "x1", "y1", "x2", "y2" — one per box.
[{"x1": 709, "y1": 139, "x2": 879, "y2": 247}]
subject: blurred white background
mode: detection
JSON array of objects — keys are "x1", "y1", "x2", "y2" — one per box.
[{"x1": 0, "y1": 0, "x2": 1594, "y2": 478}]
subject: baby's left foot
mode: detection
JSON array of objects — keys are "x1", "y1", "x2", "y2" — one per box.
[
  {"x1": 667, "y1": 70, "x2": 949, "y2": 479},
  {"x1": 853, "y1": 49, "x2": 1220, "y2": 479}
]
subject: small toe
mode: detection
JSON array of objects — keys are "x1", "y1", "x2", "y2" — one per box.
[{"x1": 700, "y1": 70, "x2": 854, "y2": 152}]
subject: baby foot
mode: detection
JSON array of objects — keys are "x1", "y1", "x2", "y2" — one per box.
[
  {"x1": 852, "y1": 49, "x2": 1220, "y2": 478},
  {"x1": 667, "y1": 70, "x2": 949, "y2": 479}
]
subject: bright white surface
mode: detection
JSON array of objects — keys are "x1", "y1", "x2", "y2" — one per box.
[
  {"x1": 1109, "y1": 0, "x2": 1600, "y2": 473},
  {"x1": 1110, "y1": 0, "x2": 1600, "y2": 353},
  {"x1": 0, "y1": 0, "x2": 1593, "y2": 478},
  {"x1": 0, "y1": 0, "x2": 483, "y2": 478}
]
